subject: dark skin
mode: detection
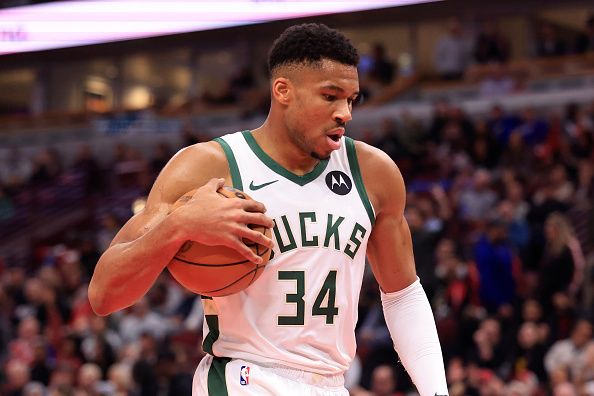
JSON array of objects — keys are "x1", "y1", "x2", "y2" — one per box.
[{"x1": 88, "y1": 58, "x2": 417, "y2": 316}]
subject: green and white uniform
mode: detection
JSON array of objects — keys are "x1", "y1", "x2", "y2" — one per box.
[{"x1": 193, "y1": 130, "x2": 375, "y2": 395}]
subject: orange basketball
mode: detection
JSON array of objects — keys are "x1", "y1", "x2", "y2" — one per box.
[{"x1": 167, "y1": 186, "x2": 272, "y2": 297}]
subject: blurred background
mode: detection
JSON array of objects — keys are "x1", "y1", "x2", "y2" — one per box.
[{"x1": 1, "y1": 0, "x2": 594, "y2": 395}]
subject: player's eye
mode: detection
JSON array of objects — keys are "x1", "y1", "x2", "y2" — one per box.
[
  {"x1": 323, "y1": 94, "x2": 337, "y2": 102},
  {"x1": 351, "y1": 95, "x2": 363, "y2": 107}
]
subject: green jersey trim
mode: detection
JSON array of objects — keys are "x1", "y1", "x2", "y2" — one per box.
[
  {"x1": 214, "y1": 138, "x2": 243, "y2": 190},
  {"x1": 242, "y1": 130, "x2": 329, "y2": 186},
  {"x1": 345, "y1": 137, "x2": 375, "y2": 225},
  {"x1": 201, "y1": 295, "x2": 219, "y2": 356},
  {"x1": 208, "y1": 356, "x2": 231, "y2": 396}
]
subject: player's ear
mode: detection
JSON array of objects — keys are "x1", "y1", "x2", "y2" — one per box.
[{"x1": 272, "y1": 77, "x2": 291, "y2": 105}]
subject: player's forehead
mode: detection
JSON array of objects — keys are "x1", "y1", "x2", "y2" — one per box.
[{"x1": 296, "y1": 59, "x2": 359, "y2": 94}]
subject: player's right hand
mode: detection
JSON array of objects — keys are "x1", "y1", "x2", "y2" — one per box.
[{"x1": 172, "y1": 178, "x2": 275, "y2": 264}]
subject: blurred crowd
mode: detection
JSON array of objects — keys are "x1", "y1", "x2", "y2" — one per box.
[
  {"x1": 1, "y1": 95, "x2": 593, "y2": 396},
  {"x1": 432, "y1": 15, "x2": 594, "y2": 82},
  {"x1": 351, "y1": 98, "x2": 594, "y2": 396},
  {"x1": 184, "y1": 14, "x2": 594, "y2": 115}
]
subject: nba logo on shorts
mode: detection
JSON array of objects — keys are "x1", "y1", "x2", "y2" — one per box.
[{"x1": 239, "y1": 366, "x2": 250, "y2": 385}]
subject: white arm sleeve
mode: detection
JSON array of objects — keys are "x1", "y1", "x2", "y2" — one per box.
[{"x1": 381, "y1": 277, "x2": 448, "y2": 396}]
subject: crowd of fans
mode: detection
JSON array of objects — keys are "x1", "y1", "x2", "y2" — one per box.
[
  {"x1": 0, "y1": 95, "x2": 593, "y2": 395},
  {"x1": 352, "y1": 98, "x2": 594, "y2": 395},
  {"x1": 432, "y1": 15, "x2": 594, "y2": 81},
  {"x1": 1, "y1": 9, "x2": 594, "y2": 396}
]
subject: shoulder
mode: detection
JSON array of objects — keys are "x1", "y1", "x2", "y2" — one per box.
[
  {"x1": 146, "y1": 140, "x2": 229, "y2": 206},
  {"x1": 350, "y1": 139, "x2": 405, "y2": 217}
]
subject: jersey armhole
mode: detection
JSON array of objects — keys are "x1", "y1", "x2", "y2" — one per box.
[
  {"x1": 214, "y1": 137, "x2": 243, "y2": 190},
  {"x1": 345, "y1": 137, "x2": 376, "y2": 226}
]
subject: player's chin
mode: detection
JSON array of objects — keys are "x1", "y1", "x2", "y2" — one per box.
[{"x1": 311, "y1": 150, "x2": 331, "y2": 161}]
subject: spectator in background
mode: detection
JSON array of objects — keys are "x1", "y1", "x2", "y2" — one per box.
[
  {"x1": 351, "y1": 364, "x2": 403, "y2": 396},
  {"x1": 469, "y1": 120, "x2": 501, "y2": 169},
  {"x1": 72, "y1": 145, "x2": 104, "y2": 196},
  {"x1": 473, "y1": 219, "x2": 517, "y2": 313},
  {"x1": 486, "y1": 104, "x2": 521, "y2": 148},
  {"x1": 535, "y1": 23, "x2": 567, "y2": 57},
  {"x1": 467, "y1": 318, "x2": 506, "y2": 372},
  {"x1": 3, "y1": 359, "x2": 31, "y2": 396},
  {"x1": 501, "y1": 132, "x2": 533, "y2": 178},
  {"x1": 516, "y1": 107, "x2": 550, "y2": 146},
  {"x1": 370, "y1": 365, "x2": 402, "y2": 396},
  {"x1": 361, "y1": 43, "x2": 396, "y2": 99},
  {"x1": 504, "y1": 178, "x2": 530, "y2": 222},
  {"x1": 76, "y1": 363, "x2": 103, "y2": 395},
  {"x1": 30, "y1": 148, "x2": 63, "y2": 185},
  {"x1": 356, "y1": 298, "x2": 398, "y2": 390},
  {"x1": 372, "y1": 118, "x2": 407, "y2": 163},
  {"x1": 427, "y1": 98, "x2": 452, "y2": 144},
  {"x1": 479, "y1": 63, "x2": 516, "y2": 98},
  {"x1": 368, "y1": 43, "x2": 396, "y2": 85},
  {"x1": 576, "y1": 343, "x2": 594, "y2": 393},
  {"x1": 446, "y1": 357, "x2": 472, "y2": 396},
  {"x1": 498, "y1": 200, "x2": 530, "y2": 254},
  {"x1": 29, "y1": 340, "x2": 51, "y2": 386},
  {"x1": 81, "y1": 316, "x2": 122, "y2": 366},
  {"x1": 107, "y1": 363, "x2": 133, "y2": 396},
  {"x1": 507, "y1": 321, "x2": 547, "y2": 383},
  {"x1": 22, "y1": 382, "x2": 45, "y2": 396},
  {"x1": 96, "y1": 213, "x2": 121, "y2": 253},
  {"x1": 553, "y1": 382, "x2": 578, "y2": 396},
  {"x1": 9, "y1": 316, "x2": 42, "y2": 365},
  {"x1": 473, "y1": 21, "x2": 511, "y2": 64},
  {"x1": 539, "y1": 213, "x2": 580, "y2": 308},
  {"x1": 0, "y1": 147, "x2": 33, "y2": 193},
  {"x1": 575, "y1": 15, "x2": 594, "y2": 54},
  {"x1": 433, "y1": 18, "x2": 472, "y2": 80},
  {"x1": 406, "y1": 205, "x2": 440, "y2": 301},
  {"x1": 545, "y1": 319, "x2": 594, "y2": 380},
  {"x1": 456, "y1": 168, "x2": 498, "y2": 223},
  {"x1": 118, "y1": 298, "x2": 173, "y2": 344}
]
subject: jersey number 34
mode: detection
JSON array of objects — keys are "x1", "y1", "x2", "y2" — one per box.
[{"x1": 277, "y1": 270, "x2": 338, "y2": 325}]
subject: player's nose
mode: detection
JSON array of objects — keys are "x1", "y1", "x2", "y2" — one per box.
[{"x1": 333, "y1": 101, "x2": 352, "y2": 124}]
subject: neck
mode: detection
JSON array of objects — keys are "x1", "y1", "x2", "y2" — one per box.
[{"x1": 251, "y1": 117, "x2": 321, "y2": 176}]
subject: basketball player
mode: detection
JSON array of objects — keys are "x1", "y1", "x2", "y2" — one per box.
[{"x1": 89, "y1": 24, "x2": 448, "y2": 395}]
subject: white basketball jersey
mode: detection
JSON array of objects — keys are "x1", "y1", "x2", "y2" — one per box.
[{"x1": 202, "y1": 130, "x2": 375, "y2": 375}]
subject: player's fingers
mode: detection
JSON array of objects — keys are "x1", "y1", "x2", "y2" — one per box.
[
  {"x1": 241, "y1": 199, "x2": 267, "y2": 213},
  {"x1": 240, "y1": 212, "x2": 275, "y2": 229},
  {"x1": 225, "y1": 238, "x2": 263, "y2": 264},
  {"x1": 237, "y1": 227, "x2": 274, "y2": 249}
]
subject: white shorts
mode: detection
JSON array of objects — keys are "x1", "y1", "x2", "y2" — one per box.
[{"x1": 192, "y1": 355, "x2": 348, "y2": 396}]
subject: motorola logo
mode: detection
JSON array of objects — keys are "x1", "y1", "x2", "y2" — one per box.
[{"x1": 325, "y1": 171, "x2": 352, "y2": 195}]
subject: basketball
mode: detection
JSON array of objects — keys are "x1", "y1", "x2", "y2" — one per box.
[{"x1": 167, "y1": 186, "x2": 272, "y2": 297}]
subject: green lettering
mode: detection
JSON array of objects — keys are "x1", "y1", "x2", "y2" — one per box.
[
  {"x1": 299, "y1": 212, "x2": 318, "y2": 247},
  {"x1": 323, "y1": 214, "x2": 344, "y2": 250},
  {"x1": 272, "y1": 215, "x2": 297, "y2": 253},
  {"x1": 344, "y1": 223, "x2": 367, "y2": 259}
]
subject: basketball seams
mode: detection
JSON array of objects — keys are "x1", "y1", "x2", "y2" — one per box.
[
  {"x1": 171, "y1": 257, "x2": 251, "y2": 267},
  {"x1": 204, "y1": 264, "x2": 264, "y2": 295},
  {"x1": 202, "y1": 247, "x2": 269, "y2": 295}
]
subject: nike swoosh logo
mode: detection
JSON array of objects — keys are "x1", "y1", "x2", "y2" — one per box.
[{"x1": 249, "y1": 180, "x2": 278, "y2": 190}]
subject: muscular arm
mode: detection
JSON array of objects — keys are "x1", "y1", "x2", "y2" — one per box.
[
  {"x1": 356, "y1": 141, "x2": 448, "y2": 396},
  {"x1": 356, "y1": 141, "x2": 416, "y2": 292},
  {"x1": 88, "y1": 142, "x2": 273, "y2": 316}
]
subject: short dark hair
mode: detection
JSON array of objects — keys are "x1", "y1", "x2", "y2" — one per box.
[{"x1": 268, "y1": 23, "x2": 359, "y2": 74}]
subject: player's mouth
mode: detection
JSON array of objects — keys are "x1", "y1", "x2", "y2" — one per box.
[{"x1": 326, "y1": 128, "x2": 345, "y2": 149}]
